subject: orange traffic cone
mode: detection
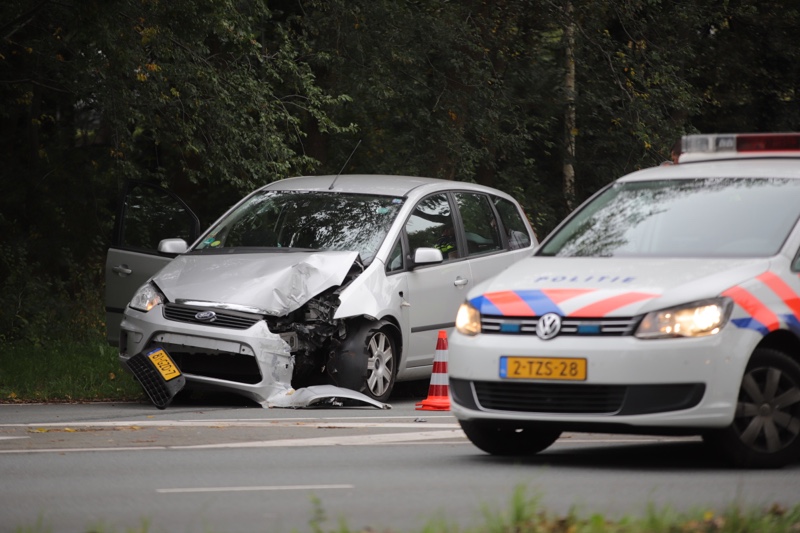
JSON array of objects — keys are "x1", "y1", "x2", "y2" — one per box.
[{"x1": 415, "y1": 330, "x2": 450, "y2": 411}]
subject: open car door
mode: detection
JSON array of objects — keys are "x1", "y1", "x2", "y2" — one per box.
[{"x1": 104, "y1": 181, "x2": 200, "y2": 346}]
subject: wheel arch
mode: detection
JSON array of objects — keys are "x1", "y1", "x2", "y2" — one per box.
[
  {"x1": 755, "y1": 329, "x2": 800, "y2": 364},
  {"x1": 343, "y1": 314, "x2": 403, "y2": 363},
  {"x1": 377, "y1": 314, "x2": 403, "y2": 363}
]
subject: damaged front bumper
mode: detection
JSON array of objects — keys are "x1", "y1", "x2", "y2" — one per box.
[{"x1": 119, "y1": 305, "x2": 388, "y2": 409}]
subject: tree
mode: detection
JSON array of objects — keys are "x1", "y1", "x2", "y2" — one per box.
[
  {"x1": 0, "y1": 0, "x2": 350, "y2": 342},
  {"x1": 300, "y1": 0, "x2": 566, "y2": 232}
]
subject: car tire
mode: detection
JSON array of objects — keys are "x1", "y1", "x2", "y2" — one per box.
[
  {"x1": 327, "y1": 319, "x2": 398, "y2": 403},
  {"x1": 459, "y1": 419, "x2": 561, "y2": 456},
  {"x1": 704, "y1": 347, "x2": 800, "y2": 468}
]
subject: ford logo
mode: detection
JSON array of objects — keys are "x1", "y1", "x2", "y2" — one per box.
[
  {"x1": 195, "y1": 310, "x2": 217, "y2": 322},
  {"x1": 536, "y1": 313, "x2": 562, "y2": 340}
]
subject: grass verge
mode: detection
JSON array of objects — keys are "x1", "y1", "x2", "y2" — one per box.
[
  {"x1": 11, "y1": 487, "x2": 800, "y2": 532},
  {"x1": 0, "y1": 341, "x2": 144, "y2": 403}
]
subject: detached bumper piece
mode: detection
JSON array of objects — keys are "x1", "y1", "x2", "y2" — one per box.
[{"x1": 126, "y1": 348, "x2": 186, "y2": 409}]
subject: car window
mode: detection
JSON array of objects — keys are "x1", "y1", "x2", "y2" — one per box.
[
  {"x1": 493, "y1": 197, "x2": 532, "y2": 250},
  {"x1": 540, "y1": 178, "x2": 800, "y2": 258},
  {"x1": 386, "y1": 237, "x2": 404, "y2": 273},
  {"x1": 455, "y1": 192, "x2": 502, "y2": 256},
  {"x1": 405, "y1": 193, "x2": 458, "y2": 261},
  {"x1": 120, "y1": 182, "x2": 199, "y2": 250},
  {"x1": 193, "y1": 190, "x2": 405, "y2": 265}
]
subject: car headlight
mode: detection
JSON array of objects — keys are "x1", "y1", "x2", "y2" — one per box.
[
  {"x1": 456, "y1": 302, "x2": 481, "y2": 336},
  {"x1": 635, "y1": 298, "x2": 732, "y2": 339},
  {"x1": 129, "y1": 282, "x2": 164, "y2": 312}
]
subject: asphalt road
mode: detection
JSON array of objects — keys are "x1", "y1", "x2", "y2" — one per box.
[{"x1": 2, "y1": 385, "x2": 799, "y2": 533}]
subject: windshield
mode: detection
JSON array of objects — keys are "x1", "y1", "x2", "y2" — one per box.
[
  {"x1": 193, "y1": 190, "x2": 405, "y2": 264},
  {"x1": 539, "y1": 178, "x2": 800, "y2": 258}
]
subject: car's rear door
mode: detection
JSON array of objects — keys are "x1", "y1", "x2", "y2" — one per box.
[
  {"x1": 104, "y1": 181, "x2": 200, "y2": 345},
  {"x1": 455, "y1": 191, "x2": 535, "y2": 287}
]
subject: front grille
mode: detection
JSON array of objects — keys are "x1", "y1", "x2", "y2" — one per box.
[
  {"x1": 169, "y1": 351, "x2": 262, "y2": 384},
  {"x1": 473, "y1": 381, "x2": 626, "y2": 413},
  {"x1": 163, "y1": 303, "x2": 262, "y2": 330},
  {"x1": 481, "y1": 315, "x2": 639, "y2": 336}
]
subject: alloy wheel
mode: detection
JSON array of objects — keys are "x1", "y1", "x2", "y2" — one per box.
[{"x1": 366, "y1": 331, "x2": 394, "y2": 398}]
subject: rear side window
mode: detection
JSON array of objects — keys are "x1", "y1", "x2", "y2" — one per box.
[
  {"x1": 455, "y1": 192, "x2": 502, "y2": 256},
  {"x1": 493, "y1": 197, "x2": 532, "y2": 250}
]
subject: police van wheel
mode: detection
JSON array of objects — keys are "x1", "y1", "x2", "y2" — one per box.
[
  {"x1": 706, "y1": 348, "x2": 800, "y2": 468},
  {"x1": 328, "y1": 319, "x2": 398, "y2": 403},
  {"x1": 459, "y1": 420, "x2": 561, "y2": 456}
]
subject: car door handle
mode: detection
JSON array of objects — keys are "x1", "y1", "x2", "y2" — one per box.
[
  {"x1": 454, "y1": 277, "x2": 469, "y2": 287},
  {"x1": 112, "y1": 264, "x2": 132, "y2": 276}
]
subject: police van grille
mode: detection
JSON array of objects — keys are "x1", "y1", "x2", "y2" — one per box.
[
  {"x1": 163, "y1": 303, "x2": 262, "y2": 330},
  {"x1": 474, "y1": 381, "x2": 625, "y2": 414},
  {"x1": 480, "y1": 315, "x2": 638, "y2": 336}
]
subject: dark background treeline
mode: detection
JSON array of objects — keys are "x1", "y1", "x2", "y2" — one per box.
[{"x1": 2, "y1": 0, "x2": 799, "y2": 345}]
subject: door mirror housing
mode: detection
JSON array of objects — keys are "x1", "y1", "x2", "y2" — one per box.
[
  {"x1": 158, "y1": 238, "x2": 188, "y2": 255},
  {"x1": 412, "y1": 247, "x2": 444, "y2": 269}
]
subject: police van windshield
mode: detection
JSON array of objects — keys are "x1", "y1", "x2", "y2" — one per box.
[
  {"x1": 193, "y1": 190, "x2": 405, "y2": 264},
  {"x1": 539, "y1": 178, "x2": 800, "y2": 258}
]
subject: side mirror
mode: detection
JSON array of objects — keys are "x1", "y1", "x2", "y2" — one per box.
[
  {"x1": 411, "y1": 247, "x2": 444, "y2": 269},
  {"x1": 158, "y1": 238, "x2": 188, "y2": 255}
]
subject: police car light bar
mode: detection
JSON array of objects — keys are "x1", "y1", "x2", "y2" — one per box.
[{"x1": 682, "y1": 133, "x2": 800, "y2": 155}]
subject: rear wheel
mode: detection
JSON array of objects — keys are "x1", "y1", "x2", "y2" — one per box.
[
  {"x1": 459, "y1": 419, "x2": 561, "y2": 456},
  {"x1": 327, "y1": 320, "x2": 398, "y2": 403},
  {"x1": 704, "y1": 348, "x2": 800, "y2": 468}
]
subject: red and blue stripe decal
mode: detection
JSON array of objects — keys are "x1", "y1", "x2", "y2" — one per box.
[
  {"x1": 469, "y1": 289, "x2": 578, "y2": 317},
  {"x1": 470, "y1": 289, "x2": 657, "y2": 317},
  {"x1": 472, "y1": 272, "x2": 800, "y2": 337},
  {"x1": 724, "y1": 272, "x2": 800, "y2": 335}
]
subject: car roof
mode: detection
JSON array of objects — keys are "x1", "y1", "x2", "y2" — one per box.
[
  {"x1": 619, "y1": 158, "x2": 800, "y2": 183},
  {"x1": 261, "y1": 174, "x2": 518, "y2": 200}
]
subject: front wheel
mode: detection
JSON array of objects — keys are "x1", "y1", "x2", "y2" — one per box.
[
  {"x1": 704, "y1": 348, "x2": 800, "y2": 468},
  {"x1": 327, "y1": 320, "x2": 398, "y2": 403},
  {"x1": 459, "y1": 419, "x2": 561, "y2": 456}
]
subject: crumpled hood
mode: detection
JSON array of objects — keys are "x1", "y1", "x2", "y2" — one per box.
[
  {"x1": 471, "y1": 256, "x2": 771, "y2": 317},
  {"x1": 153, "y1": 250, "x2": 359, "y2": 316}
]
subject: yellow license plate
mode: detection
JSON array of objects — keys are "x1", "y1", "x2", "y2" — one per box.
[
  {"x1": 148, "y1": 349, "x2": 181, "y2": 382},
  {"x1": 500, "y1": 356, "x2": 587, "y2": 381}
]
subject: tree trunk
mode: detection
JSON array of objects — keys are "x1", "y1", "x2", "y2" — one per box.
[{"x1": 563, "y1": 0, "x2": 577, "y2": 210}]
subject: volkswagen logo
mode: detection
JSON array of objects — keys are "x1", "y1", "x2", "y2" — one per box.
[
  {"x1": 536, "y1": 313, "x2": 562, "y2": 340},
  {"x1": 195, "y1": 310, "x2": 217, "y2": 323}
]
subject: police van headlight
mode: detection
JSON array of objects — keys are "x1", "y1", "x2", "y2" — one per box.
[
  {"x1": 456, "y1": 302, "x2": 482, "y2": 336},
  {"x1": 635, "y1": 298, "x2": 732, "y2": 339}
]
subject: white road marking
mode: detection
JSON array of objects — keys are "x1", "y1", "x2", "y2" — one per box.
[
  {"x1": 0, "y1": 414, "x2": 700, "y2": 455},
  {"x1": 157, "y1": 484, "x2": 354, "y2": 494},
  {"x1": 175, "y1": 429, "x2": 466, "y2": 449},
  {"x1": 0, "y1": 446, "x2": 167, "y2": 454},
  {"x1": 0, "y1": 435, "x2": 699, "y2": 455},
  {"x1": 0, "y1": 420, "x2": 458, "y2": 429}
]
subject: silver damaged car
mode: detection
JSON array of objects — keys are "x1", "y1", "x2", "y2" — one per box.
[{"x1": 105, "y1": 175, "x2": 536, "y2": 407}]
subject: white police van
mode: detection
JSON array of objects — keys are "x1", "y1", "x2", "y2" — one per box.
[{"x1": 449, "y1": 133, "x2": 800, "y2": 468}]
